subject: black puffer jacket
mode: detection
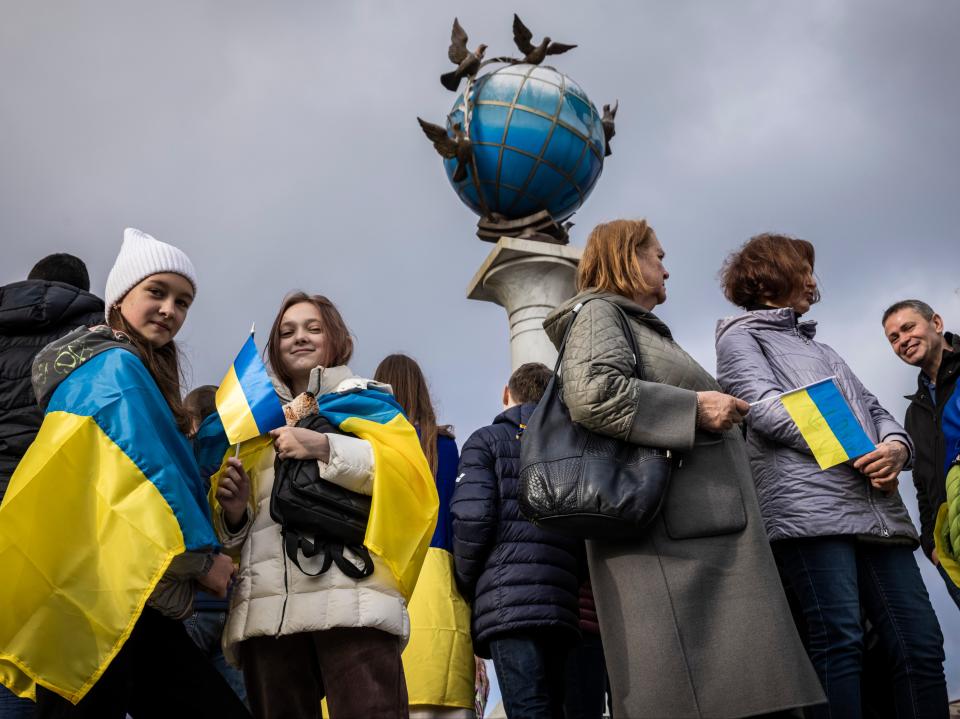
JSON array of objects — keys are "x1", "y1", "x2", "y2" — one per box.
[
  {"x1": 451, "y1": 403, "x2": 582, "y2": 657},
  {"x1": 0, "y1": 280, "x2": 104, "y2": 498}
]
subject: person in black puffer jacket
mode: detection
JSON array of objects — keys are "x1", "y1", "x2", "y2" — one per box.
[
  {"x1": 451, "y1": 362, "x2": 583, "y2": 719},
  {"x1": 0, "y1": 253, "x2": 104, "y2": 502},
  {"x1": 0, "y1": 253, "x2": 103, "y2": 719}
]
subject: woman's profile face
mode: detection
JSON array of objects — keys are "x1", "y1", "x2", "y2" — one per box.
[
  {"x1": 277, "y1": 301, "x2": 330, "y2": 379},
  {"x1": 781, "y1": 263, "x2": 818, "y2": 316},
  {"x1": 634, "y1": 235, "x2": 669, "y2": 309},
  {"x1": 118, "y1": 272, "x2": 194, "y2": 348}
]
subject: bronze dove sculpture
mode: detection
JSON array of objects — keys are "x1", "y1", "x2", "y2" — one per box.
[
  {"x1": 441, "y1": 18, "x2": 487, "y2": 92},
  {"x1": 512, "y1": 14, "x2": 577, "y2": 66},
  {"x1": 602, "y1": 101, "x2": 618, "y2": 157},
  {"x1": 417, "y1": 118, "x2": 473, "y2": 182}
]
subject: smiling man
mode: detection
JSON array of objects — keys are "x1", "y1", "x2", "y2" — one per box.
[{"x1": 883, "y1": 299, "x2": 960, "y2": 609}]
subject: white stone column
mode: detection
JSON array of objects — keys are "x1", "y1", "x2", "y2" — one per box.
[{"x1": 466, "y1": 236, "x2": 582, "y2": 371}]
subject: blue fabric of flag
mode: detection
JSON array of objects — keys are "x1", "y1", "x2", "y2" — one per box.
[
  {"x1": 233, "y1": 335, "x2": 286, "y2": 434},
  {"x1": 806, "y1": 379, "x2": 876, "y2": 461}
]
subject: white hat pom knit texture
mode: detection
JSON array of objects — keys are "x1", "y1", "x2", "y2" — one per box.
[{"x1": 104, "y1": 228, "x2": 198, "y2": 318}]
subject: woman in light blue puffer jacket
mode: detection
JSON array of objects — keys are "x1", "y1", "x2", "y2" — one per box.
[{"x1": 715, "y1": 233, "x2": 947, "y2": 719}]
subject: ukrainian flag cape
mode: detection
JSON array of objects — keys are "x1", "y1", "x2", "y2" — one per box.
[
  {"x1": 0, "y1": 343, "x2": 218, "y2": 703},
  {"x1": 208, "y1": 386, "x2": 439, "y2": 599}
]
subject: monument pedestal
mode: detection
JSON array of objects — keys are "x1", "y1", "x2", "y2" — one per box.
[{"x1": 467, "y1": 237, "x2": 582, "y2": 371}]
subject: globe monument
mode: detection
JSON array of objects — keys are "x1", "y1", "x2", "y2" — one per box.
[{"x1": 419, "y1": 16, "x2": 617, "y2": 368}]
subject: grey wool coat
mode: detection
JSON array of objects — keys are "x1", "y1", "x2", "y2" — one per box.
[{"x1": 543, "y1": 291, "x2": 824, "y2": 719}]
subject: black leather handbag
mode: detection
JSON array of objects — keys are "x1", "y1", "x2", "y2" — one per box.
[
  {"x1": 518, "y1": 299, "x2": 673, "y2": 540},
  {"x1": 271, "y1": 412, "x2": 374, "y2": 578}
]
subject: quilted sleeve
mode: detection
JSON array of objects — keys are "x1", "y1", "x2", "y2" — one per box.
[
  {"x1": 715, "y1": 325, "x2": 813, "y2": 455},
  {"x1": 560, "y1": 300, "x2": 697, "y2": 451},
  {"x1": 450, "y1": 428, "x2": 498, "y2": 601}
]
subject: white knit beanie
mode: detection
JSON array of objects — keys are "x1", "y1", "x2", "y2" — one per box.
[{"x1": 104, "y1": 228, "x2": 198, "y2": 318}]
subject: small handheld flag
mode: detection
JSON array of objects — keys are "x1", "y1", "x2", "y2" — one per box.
[
  {"x1": 216, "y1": 326, "x2": 285, "y2": 445},
  {"x1": 779, "y1": 377, "x2": 875, "y2": 470}
]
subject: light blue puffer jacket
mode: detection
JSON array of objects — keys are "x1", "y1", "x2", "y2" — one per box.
[{"x1": 715, "y1": 308, "x2": 918, "y2": 545}]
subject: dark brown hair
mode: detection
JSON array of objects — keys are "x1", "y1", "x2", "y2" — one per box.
[
  {"x1": 184, "y1": 384, "x2": 218, "y2": 425},
  {"x1": 266, "y1": 292, "x2": 354, "y2": 391},
  {"x1": 508, "y1": 362, "x2": 552, "y2": 404},
  {"x1": 373, "y1": 353, "x2": 452, "y2": 477},
  {"x1": 577, "y1": 219, "x2": 658, "y2": 297},
  {"x1": 107, "y1": 305, "x2": 191, "y2": 433},
  {"x1": 720, "y1": 233, "x2": 820, "y2": 309}
]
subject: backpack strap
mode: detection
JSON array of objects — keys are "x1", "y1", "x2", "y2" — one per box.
[{"x1": 282, "y1": 528, "x2": 375, "y2": 579}]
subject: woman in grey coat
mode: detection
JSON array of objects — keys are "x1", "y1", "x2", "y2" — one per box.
[
  {"x1": 542, "y1": 219, "x2": 825, "y2": 719},
  {"x1": 715, "y1": 233, "x2": 947, "y2": 719}
]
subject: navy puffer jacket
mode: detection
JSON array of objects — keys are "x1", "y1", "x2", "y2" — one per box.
[
  {"x1": 451, "y1": 403, "x2": 582, "y2": 657},
  {"x1": 0, "y1": 280, "x2": 103, "y2": 499}
]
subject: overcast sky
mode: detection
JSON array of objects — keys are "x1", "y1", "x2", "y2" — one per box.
[{"x1": 3, "y1": 0, "x2": 958, "y2": 703}]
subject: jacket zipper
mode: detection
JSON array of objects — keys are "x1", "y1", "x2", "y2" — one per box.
[
  {"x1": 278, "y1": 532, "x2": 290, "y2": 635},
  {"x1": 866, "y1": 485, "x2": 890, "y2": 537}
]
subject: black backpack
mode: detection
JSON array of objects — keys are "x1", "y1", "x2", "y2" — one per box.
[{"x1": 270, "y1": 412, "x2": 373, "y2": 579}]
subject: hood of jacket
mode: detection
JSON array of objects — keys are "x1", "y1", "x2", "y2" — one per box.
[
  {"x1": 543, "y1": 290, "x2": 672, "y2": 350},
  {"x1": 492, "y1": 403, "x2": 537, "y2": 433},
  {"x1": 0, "y1": 280, "x2": 104, "y2": 334},
  {"x1": 715, "y1": 306, "x2": 817, "y2": 345},
  {"x1": 31, "y1": 325, "x2": 138, "y2": 411}
]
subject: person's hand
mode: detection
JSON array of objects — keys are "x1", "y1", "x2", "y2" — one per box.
[
  {"x1": 216, "y1": 457, "x2": 250, "y2": 528},
  {"x1": 931, "y1": 547, "x2": 940, "y2": 566},
  {"x1": 853, "y1": 441, "x2": 908, "y2": 489},
  {"x1": 270, "y1": 426, "x2": 331, "y2": 462},
  {"x1": 696, "y1": 391, "x2": 750, "y2": 432},
  {"x1": 197, "y1": 553, "x2": 236, "y2": 598}
]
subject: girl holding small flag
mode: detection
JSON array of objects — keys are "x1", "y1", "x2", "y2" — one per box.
[
  {"x1": 716, "y1": 233, "x2": 948, "y2": 718},
  {"x1": 0, "y1": 229, "x2": 249, "y2": 717},
  {"x1": 213, "y1": 293, "x2": 437, "y2": 719}
]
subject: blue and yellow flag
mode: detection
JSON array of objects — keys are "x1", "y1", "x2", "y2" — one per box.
[
  {"x1": 313, "y1": 389, "x2": 439, "y2": 599},
  {"x1": 216, "y1": 331, "x2": 285, "y2": 445},
  {"x1": 0, "y1": 347, "x2": 218, "y2": 703},
  {"x1": 780, "y1": 377, "x2": 875, "y2": 470}
]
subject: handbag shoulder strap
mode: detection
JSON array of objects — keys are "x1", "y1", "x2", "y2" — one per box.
[{"x1": 553, "y1": 298, "x2": 645, "y2": 380}]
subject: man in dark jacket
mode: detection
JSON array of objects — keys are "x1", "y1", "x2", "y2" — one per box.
[
  {"x1": 0, "y1": 253, "x2": 103, "y2": 718},
  {"x1": 451, "y1": 362, "x2": 583, "y2": 719},
  {"x1": 883, "y1": 298, "x2": 960, "y2": 609},
  {"x1": 0, "y1": 254, "x2": 104, "y2": 501}
]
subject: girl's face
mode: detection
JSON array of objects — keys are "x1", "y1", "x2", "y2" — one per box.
[
  {"x1": 769, "y1": 263, "x2": 818, "y2": 316},
  {"x1": 278, "y1": 302, "x2": 330, "y2": 382},
  {"x1": 118, "y1": 273, "x2": 194, "y2": 348}
]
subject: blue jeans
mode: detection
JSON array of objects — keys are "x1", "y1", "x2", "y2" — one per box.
[
  {"x1": 489, "y1": 634, "x2": 569, "y2": 719},
  {"x1": 773, "y1": 538, "x2": 947, "y2": 719},
  {"x1": 562, "y1": 632, "x2": 607, "y2": 719},
  {"x1": 0, "y1": 684, "x2": 33, "y2": 719},
  {"x1": 936, "y1": 563, "x2": 960, "y2": 610},
  {"x1": 183, "y1": 610, "x2": 248, "y2": 705}
]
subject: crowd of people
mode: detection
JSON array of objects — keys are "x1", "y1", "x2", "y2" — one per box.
[{"x1": 0, "y1": 221, "x2": 956, "y2": 719}]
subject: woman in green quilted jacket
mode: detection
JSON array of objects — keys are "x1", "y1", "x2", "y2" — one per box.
[{"x1": 541, "y1": 218, "x2": 824, "y2": 719}]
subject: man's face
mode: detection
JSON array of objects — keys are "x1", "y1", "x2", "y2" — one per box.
[{"x1": 883, "y1": 308, "x2": 944, "y2": 367}]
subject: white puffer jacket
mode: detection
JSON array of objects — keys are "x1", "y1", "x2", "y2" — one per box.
[{"x1": 217, "y1": 365, "x2": 409, "y2": 666}]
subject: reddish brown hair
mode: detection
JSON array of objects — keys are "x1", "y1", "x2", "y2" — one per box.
[
  {"x1": 266, "y1": 292, "x2": 354, "y2": 391},
  {"x1": 108, "y1": 305, "x2": 190, "y2": 433},
  {"x1": 373, "y1": 353, "x2": 452, "y2": 476},
  {"x1": 577, "y1": 219, "x2": 658, "y2": 297},
  {"x1": 720, "y1": 233, "x2": 820, "y2": 309}
]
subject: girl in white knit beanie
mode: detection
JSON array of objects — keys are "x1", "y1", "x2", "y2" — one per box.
[{"x1": 22, "y1": 229, "x2": 250, "y2": 718}]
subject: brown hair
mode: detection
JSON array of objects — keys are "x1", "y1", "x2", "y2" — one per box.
[
  {"x1": 184, "y1": 384, "x2": 218, "y2": 425},
  {"x1": 508, "y1": 362, "x2": 552, "y2": 404},
  {"x1": 107, "y1": 305, "x2": 191, "y2": 434},
  {"x1": 373, "y1": 354, "x2": 451, "y2": 476},
  {"x1": 720, "y1": 233, "x2": 820, "y2": 309},
  {"x1": 577, "y1": 219, "x2": 658, "y2": 297},
  {"x1": 266, "y1": 292, "x2": 354, "y2": 391}
]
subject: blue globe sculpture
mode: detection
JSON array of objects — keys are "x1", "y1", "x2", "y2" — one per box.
[{"x1": 444, "y1": 64, "x2": 606, "y2": 223}]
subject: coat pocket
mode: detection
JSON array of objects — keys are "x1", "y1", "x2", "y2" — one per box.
[{"x1": 662, "y1": 435, "x2": 747, "y2": 540}]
